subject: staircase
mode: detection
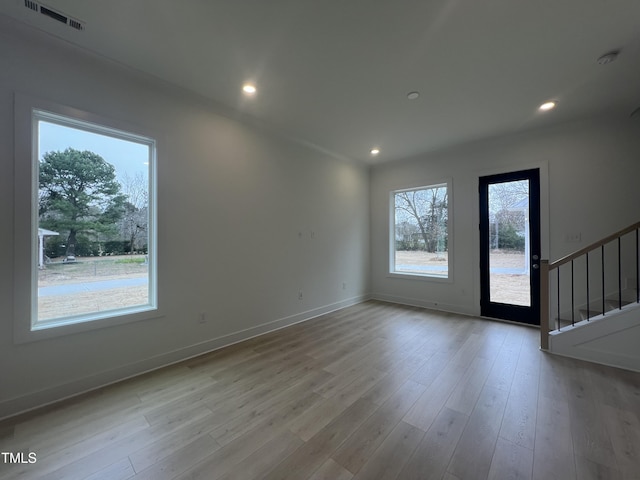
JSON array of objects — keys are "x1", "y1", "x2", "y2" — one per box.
[
  {"x1": 556, "y1": 287, "x2": 638, "y2": 328},
  {"x1": 540, "y1": 221, "x2": 640, "y2": 372}
]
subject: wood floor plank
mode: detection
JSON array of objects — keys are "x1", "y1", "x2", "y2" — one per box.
[
  {"x1": 43, "y1": 406, "x2": 211, "y2": 480},
  {"x1": 329, "y1": 368, "x2": 389, "y2": 407},
  {"x1": 84, "y1": 458, "x2": 135, "y2": 480},
  {"x1": 322, "y1": 337, "x2": 388, "y2": 375},
  {"x1": 569, "y1": 396, "x2": 618, "y2": 469},
  {"x1": 197, "y1": 363, "x2": 327, "y2": 433},
  {"x1": 331, "y1": 380, "x2": 425, "y2": 474},
  {"x1": 216, "y1": 430, "x2": 304, "y2": 480},
  {"x1": 487, "y1": 436, "x2": 534, "y2": 480},
  {"x1": 367, "y1": 336, "x2": 432, "y2": 374},
  {"x1": 7, "y1": 391, "x2": 143, "y2": 452},
  {"x1": 407, "y1": 350, "x2": 452, "y2": 388},
  {"x1": 532, "y1": 394, "x2": 576, "y2": 480},
  {"x1": 515, "y1": 328, "x2": 542, "y2": 377},
  {"x1": 286, "y1": 396, "x2": 351, "y2": 442},
  {"x1": 132, "y1": 433, "x2": 221, "y2": 480},
  {"x1": 448, "y1": 332, "x2": 484, "y2": 369},
  {"x1": 537, "y1": 354, "x2": 570, "y2": 402},
  {"x1": 442, "y1": 474, "x2": 463, "y2": 480},
  {"x1": 1, "y1": 301, "x2": 639, "y2": 480},
  {"x1": 483, "y1": 341, "x2": 520, "y2": 393},
  {"x1": 359, "y1": 361, "x2": 426, "y2": 407},
  {"x1": 3, "y1": 415, "x2": 150, "y2": 480},
  {"x1": 475, "y1": 323, "x2": 508, "y2": 361},
  {"x1": 306, "y1": 458, "x2": 353, "y2": 480},
  {"x1": 445, "y1": 355, "x2": 494, "y2": 416},
  {"x1": 403, "y1": 360, "x2": 468, "y2": 432},
  {"x1": 574, "y1": 455, "x2": 624, "y2": 480},
  {"x1": 396, "y1": 406, "x2": 469, "y2": 480},
  {"x1": 128, "y1": 408, "x2": 222, "y2": 472},
  {"x1": 142, "y1": 382, "x2": 222, "y2": 426},
  {"x1": 210, "y1": 376, "x2": 329, "y2": 446},
  {"x1": 601, "y1": 404, "x2": 640, "y2": 477},
  {"x1": 446, "y1": 384, "x2": 509, "y2": 480},
  {"x1": 172, "y1": 421, "x2": 298, "y2": 480},
  {"x1": 499, "y1": 369, "x2": 539, "y2": 450},
  {"x1": 350, "y1": 421, "x2": 423, "y2": 480},
  {"x1": 260, "y1": 398, "x2": 378, "y2": 480},
  {"x1": 135, "y1": 370, "x2": 216, "y2": 403}
]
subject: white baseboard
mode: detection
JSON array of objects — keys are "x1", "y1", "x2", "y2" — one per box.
[
  {"x1": 371, "y1": 293, "x2": 476, "y2": 317},
  {"x1": 0, "y1": 294, "x2": 370, "y2": 420}
]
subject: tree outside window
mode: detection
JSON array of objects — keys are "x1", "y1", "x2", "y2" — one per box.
[
  {"x1": 35, "y1": 111, "x2": 156, "y2": 327},
  {"x1": 392, "y1": 184, "x2": 449, "y2": 277}
]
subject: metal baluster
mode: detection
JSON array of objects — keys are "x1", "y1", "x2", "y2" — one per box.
[
  {"x1": 571, "y1": 260, "x2": 575, "y2": 326},
  {"x1": 618, "y1": 237, "x2": 622, "y2": 310},
  {"x1": 586, "y1": 252, "x2": 590, "y2": 321},
  {"x1": 557, "y1": 268, "x2": 561, "y2": 330},
  {"x1": 602, "y1": 245, "x2": 605, "y2": 317}
]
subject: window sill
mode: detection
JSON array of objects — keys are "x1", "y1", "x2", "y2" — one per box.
[
  {"x1": 14, "y1": 306, "x2": 163, "y2": 344},
  {"x1": 387, "y1": 272, "x2": 452, "y2": 283}
]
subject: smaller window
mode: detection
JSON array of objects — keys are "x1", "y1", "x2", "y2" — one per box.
[{"x1": 391, "y1": 183, "x2": 449, "y2": 278}]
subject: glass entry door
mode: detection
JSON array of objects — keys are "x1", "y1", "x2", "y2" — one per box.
[{"x1": 479, "y1": 169, "x2": 540, "y2": 325}]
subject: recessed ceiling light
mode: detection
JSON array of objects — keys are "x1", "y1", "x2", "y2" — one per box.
[
  {"x1": 407, "y1": 91, "x2": 420, "y2": 100},
  {"x1": 370, "y1": 148, "x2": 380, "y2": 156},
  {"x1": 242, "y1": 83, "x2": 257, "y2": 95},
  {"x1": 539, "y1": 101, "x2": 556, "y2": 111}
]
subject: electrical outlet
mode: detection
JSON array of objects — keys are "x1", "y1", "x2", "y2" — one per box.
[
  {"x1": 342, "y1": 282, "x2": 346, "y2": 290},
  {"x1": 298, "y1": 291, "x2": 303, "y2": 300},
  {"x1": 565, "y1": 232, "x2": 581, "y2": 243},
  {"x1": 198, "y1": 312, "x2": 207, "y2": 324}
]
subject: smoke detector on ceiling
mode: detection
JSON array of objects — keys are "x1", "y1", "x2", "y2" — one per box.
[{"x1": 22, "y1": 0, "x2": 85, "y2": 31}]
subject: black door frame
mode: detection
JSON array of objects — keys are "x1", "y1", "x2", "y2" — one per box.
[{"x1": 479, "y1": 169, "x2": 541, "y2": 325}]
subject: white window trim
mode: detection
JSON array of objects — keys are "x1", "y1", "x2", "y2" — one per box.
[
  {"x1": 388, "y1": 180, "x2": 453, "y2": 282},
  {"x1": 13, "y1": 93, "x2": 161, "y2": 343}
]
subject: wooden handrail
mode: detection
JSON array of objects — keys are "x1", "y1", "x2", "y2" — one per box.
[{"x1": 549, "y1": 221, "x2": 640, "y2": 270}]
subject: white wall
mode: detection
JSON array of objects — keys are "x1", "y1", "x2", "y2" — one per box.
[
  {"x1": 0, "y1": 17, "x2": 370, "y2": 418},
  {"x1": 370, "y1": 116, "x2": 640, "y2": 316}
]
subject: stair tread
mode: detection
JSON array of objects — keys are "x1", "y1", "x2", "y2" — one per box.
[{"x1": 556, "y1": 301, "x2": 640, "y2": 327}]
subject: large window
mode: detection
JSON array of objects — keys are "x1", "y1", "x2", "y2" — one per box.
[
  {"x1": 14, "y1": 95, "x2": 157, "y2": 340},
  {"x1": 391, "y1": 183, "x2": 449, "y2": 278}
]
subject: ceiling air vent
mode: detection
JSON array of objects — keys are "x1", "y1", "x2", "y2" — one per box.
[
  {"x1": 68, "y1": 18, "x2": 84, "y2": 31},
  {"x1": 24, "y1": 0, "x2": 38, "y2": 12},
  {"x1": 22, "y1": 0, "x2": 86, "y2": 31}
]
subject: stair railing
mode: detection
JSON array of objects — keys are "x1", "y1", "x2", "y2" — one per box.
[{"x1": 540, "y1": 221, "x2": 640, "y2": 350}]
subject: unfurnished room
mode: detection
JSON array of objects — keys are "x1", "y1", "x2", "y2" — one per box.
[{"x1": 1, "y1": 1, "x2": 640, "y2": 479}]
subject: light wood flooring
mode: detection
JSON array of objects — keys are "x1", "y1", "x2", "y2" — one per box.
[{"x1": 1, "y1": 301, "x2": 639, "y2": 480}]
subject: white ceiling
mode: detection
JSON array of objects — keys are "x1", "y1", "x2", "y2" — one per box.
[{"x1": 2, "y1": 0, "x2": 640, "y2": 164}]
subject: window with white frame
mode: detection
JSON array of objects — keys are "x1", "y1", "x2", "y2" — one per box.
[
  {"x1": 391, "y1": 183, "x2": 449, "y2": 278},
  {"x1": 14, "y1": 96, "x2": 157, "y2": 340}
]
